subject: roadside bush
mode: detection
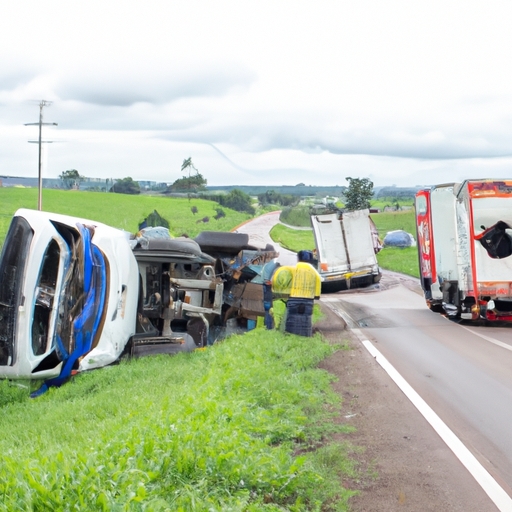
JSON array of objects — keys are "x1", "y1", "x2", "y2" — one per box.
[{"x1": 279, "y1": 206, "x2": 311, "y2": 227}]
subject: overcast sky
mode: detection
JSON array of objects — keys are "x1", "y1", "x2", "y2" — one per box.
[{"x1": 1, "y1": 0, "x2": 512, "y2": 188}]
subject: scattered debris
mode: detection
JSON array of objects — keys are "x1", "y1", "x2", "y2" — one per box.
[{"x1": 0, "y1": 209, "x2": 278, "y2": 394}]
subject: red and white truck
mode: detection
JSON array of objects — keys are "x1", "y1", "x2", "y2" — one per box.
[{"x1": 415, "y1": 179, "x2": 512, "y2": 321}]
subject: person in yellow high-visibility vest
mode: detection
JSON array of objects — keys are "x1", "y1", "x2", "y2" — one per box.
[{"x1": 272, "y1": 250, "x2": 321, "y2": 336}]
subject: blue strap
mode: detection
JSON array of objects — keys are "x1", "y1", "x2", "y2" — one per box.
[{"x1": 31, "y1": 240, "x2": 107, "y2": 397}]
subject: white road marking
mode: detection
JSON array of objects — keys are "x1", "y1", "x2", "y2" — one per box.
[
  {"x1": 457, "y1": 323, "x2": 512, "y2": 352},
  {"x1": 350, "y1": 327, "x2": 512, "y2": 511}
]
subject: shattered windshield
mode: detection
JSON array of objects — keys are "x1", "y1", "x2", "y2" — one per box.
[
  {"x1": 31, "y1": 222, "x2": 107, "y2": 386},
  {"x1": 32, "y1": 239, "x2": 61, "y2": 356}
]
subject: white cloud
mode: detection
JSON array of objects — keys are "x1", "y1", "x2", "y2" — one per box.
[{"x1": 1, "y1": 0, "x2": 512, "y2": 187}]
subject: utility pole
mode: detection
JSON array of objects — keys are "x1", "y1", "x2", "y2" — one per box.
[{"x1": 25, "y1": 100, "x2": 58, "y2": 211}]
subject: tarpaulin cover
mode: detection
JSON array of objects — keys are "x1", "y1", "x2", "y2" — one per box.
[{"x1": 383, "y1": 230, "x2": 416, "y2": 248}]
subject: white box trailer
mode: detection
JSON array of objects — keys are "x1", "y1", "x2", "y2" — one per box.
[
  {"x1": 310, "y1": 208, "x2": 381, "y2": 292},
  {"x1": 415, "y1": 179, "x2": 512, "y2": 321}
]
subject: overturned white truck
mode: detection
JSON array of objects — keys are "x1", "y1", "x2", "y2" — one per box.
[
  {"x1": 310, "y1": 207, "x2": 381, "y2": 293},
  {"x1": 0, "y1": 209, "x2": 276, "y2": 395},
  {"x1": 415, "y1": 179, "x2": 512, "y2": 322}
]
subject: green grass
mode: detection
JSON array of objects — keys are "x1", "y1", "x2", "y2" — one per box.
[
  {"x1": 0, "y1": 331, "x2": 358, "y2": 510},
  {"x1": 279, "y1": 206, "x2": 312, "y2": 227},
  {"x1": 370, "y1": 198, "x2": 415, "y2": 210},
  {"x1": 370, "y1": 210, "x2": 416, "y2": 239},
  {"x1": 270, "y1": 224, "x2": 315, "y2": 253},
  {"x1": 376, "y1": 246, "x2": 420, "y2": 278},
  {"x1": 371, "y1": 210, "x2": 419, "y2": 277},
  {"x1": 0, "y1": 188, "x2": 252, "y2": 249}
]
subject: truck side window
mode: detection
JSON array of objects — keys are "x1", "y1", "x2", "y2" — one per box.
[
  {"x1": 416, "y1": 196, "x2": 427, "y2": 216},
  {"x1": 32, "y1": 239, "x2": 60, "y2": 355}
]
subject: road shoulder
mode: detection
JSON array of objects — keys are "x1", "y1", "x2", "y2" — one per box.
[{"x1": 315, "y1": 301, "x2": 496, "y2": 511}]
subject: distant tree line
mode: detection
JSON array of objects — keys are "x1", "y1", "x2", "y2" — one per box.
[
  {"x1": 375, "y1": 186, "x2": 421, "y2": 198},
  {"x1": 202, "y1": 189, "x2": 255, "y2": 215},
  {"x1": 257, "y1": 190, "x2": 299, "y2": 207},
  {"x1": 110, "y1": 177, "x2": 141, "y2": 194},
  {"x1": 59, "y1": 169, "x2": 85, "y2": 189},
  {"x1": 166, "y1": 158, "x2": 207, "y2": 196},
  {"x1": 207, "y1": 184, "x2": 347, "y2": 197},
  {"x1": 168, "y1": 173, "x2": 207, "y2": 193}
]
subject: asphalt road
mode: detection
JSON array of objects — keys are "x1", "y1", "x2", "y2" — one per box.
[
  {"x1": 234, "y1": 211, "x2": 298, "y2": 266},
  {"x1": 324, "y1": 271, "x2": 512, "y2": 508}
]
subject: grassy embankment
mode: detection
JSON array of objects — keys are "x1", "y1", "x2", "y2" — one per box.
[
  {"x1": 0, "y1": 188, "x2": 360, "y2": 510},
  {"x1": 274, "y1": 206, "x2": 420, "y2": 278},
  {"x1": 0, "y1": 187, "x2": 252, "y2": 249}
]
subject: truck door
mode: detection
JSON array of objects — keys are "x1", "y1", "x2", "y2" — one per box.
[
  {"x1": 342, "y1": 209, "x2": 378, "y2": 269},
  {"x1": 311, "y1": 213, "x2": 349, "y2": 273}
]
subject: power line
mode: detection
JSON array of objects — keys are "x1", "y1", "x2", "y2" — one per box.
[{"x1": 24, "y1": 100, "x2": 58, "y2": 211}]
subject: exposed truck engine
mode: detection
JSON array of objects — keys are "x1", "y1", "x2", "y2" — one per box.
[{"x1": 0, "y1": 209, "x2": 277, "y2": 394}]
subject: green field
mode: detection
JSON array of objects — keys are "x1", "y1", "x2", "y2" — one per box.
[
  {"x1": 0, "y1": 188, "x2": 252, "y2": 249},
  {"x1": 0, "y1": 188, "x2": 422, "y2": 508},
  {"x1": 0, "y1": 188, "x2": 420, "y2": 277},
  {"x1": 370, "y1": 210, "x2": 416, "y2": 239},
  {"x1": 371, "y1": 210, "x2": 419, "y2": 277}
]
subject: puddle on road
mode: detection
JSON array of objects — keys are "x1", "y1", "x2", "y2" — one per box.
[{"x1": 323, "y1": 299, "x2": 398, "y2": 329}]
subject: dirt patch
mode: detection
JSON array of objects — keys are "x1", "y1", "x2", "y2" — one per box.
[{"x1": 315, "y1": 302, "x2": 497, "y2": 511}]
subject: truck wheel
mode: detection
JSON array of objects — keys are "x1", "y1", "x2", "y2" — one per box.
[{"x1": 427, "y1": 302, "x2": 444, "y2": 314}]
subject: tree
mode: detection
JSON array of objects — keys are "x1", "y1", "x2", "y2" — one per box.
[
  {"x1": 257, "y1": 190, "x2": 299, "y2": 207},
  {"x1": 110, "y1": 177, "x2": 141, "y2": 195},
  {"x1": 169, "y1": 174, "x2": 207, "y2": 193},
  {"x1": 59, "y1": 169, "x2": 85, "y2": 189},
  {"x1": 257, "y1": 190, "x2": 279, "y2": 206},
  {"x1": 138, "y1": 210, "x2": 170, "y2": 229},
  {"x1": 218, "y1": 189, "x2": 255, "y2": 215},
  {"x1": 181, "y1": 157, "x2": 199, "y2": 200},
  {"x1": 214, "y1": 207, "x2": 226, "y2": 220},
  {"x1": 167, "y1": 157, "x2": 207, "y2": 196},
  {"x1": 344, "y1": 177, "x2": 374, "y2": 211},
  {"x1": 181, "y1": 157, "x2": 197, "y2": 175}
]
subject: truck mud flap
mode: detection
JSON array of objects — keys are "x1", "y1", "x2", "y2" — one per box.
[
  {"x1": 321, "y1": 274, "x2": 377, "y2": 294},
  {"x1": 321, "y1": 280, "x2": 349, "y2": 294},
  {"x1": 130, "y1": 333, "x2": 198, "y2": 357}
]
